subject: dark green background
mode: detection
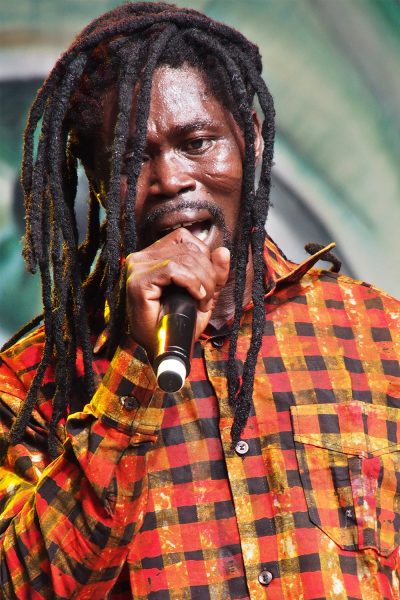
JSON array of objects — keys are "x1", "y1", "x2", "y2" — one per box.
[{"x1": 1, "y1": 0, "x2": 399, "y2": 343}]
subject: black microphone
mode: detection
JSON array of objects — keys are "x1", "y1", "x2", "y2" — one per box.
[{"x1": 153, "y1": 285, "x2": 197, "y2": 393}]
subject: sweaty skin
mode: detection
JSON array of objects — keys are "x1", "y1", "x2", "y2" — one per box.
[{"x1": 95, "y1": 65, "x2": 261, "y2": 358}]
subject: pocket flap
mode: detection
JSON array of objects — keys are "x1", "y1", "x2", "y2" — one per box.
[{"x1": 291, "y1": 401, "x2": 400, "y2": 456}]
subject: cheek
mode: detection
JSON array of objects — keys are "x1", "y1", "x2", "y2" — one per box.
[{"x1": 200, "y1": 143, "x2": 243, "y2": 195}]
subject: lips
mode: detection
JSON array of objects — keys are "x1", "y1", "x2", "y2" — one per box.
[
  {"x1": 138, "y1": 200, "x2": 229, "y2": 250},
  {"x1": 149, "y1": 208, "x2": 216, "y2": 244}
]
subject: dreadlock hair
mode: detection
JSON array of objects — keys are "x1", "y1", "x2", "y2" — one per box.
[{"x1": 7, "y1": 2, "x2": 275, "y2": 457}]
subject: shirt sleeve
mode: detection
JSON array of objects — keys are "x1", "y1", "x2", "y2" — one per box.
[{"x1": 0, "y1": 338, "x2": 158, "y2": 599}]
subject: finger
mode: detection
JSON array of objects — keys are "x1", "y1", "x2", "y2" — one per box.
[
  {"x1": 211, "y1": 246, "x2": 231, "y2": 287},
  {"x1": 197, "y1": 247, "x2": 230, "y2": 313},
  {"x1": 147, "y1": 227, "x2": 211, "y2": 258},
  {"x1": 127, "y1": 259, "x2": 211, "y2": 305},
  {"x1": 167, "y1": 227, "x2": 211, "y2": 254},
  {"x1": 126, "y1": 249, "x2": 218, "y2": 302}
]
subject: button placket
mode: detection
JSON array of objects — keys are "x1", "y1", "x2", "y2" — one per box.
[
  {"x1": 235, "y1": 440, "x2": 249, "y2": 456},
  {"x1": 258, "y1": 570, "x2": 273, "y2": 586},
  {"x1": 211, "y1": 336, "x2": 225, "y2": 348}
]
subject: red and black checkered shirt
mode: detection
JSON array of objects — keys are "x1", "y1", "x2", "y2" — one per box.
[{"x1": 0, "y1": 238, "x2": 399, "y2": 599}]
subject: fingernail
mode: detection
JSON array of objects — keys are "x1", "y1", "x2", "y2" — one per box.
[{"x1": 199, "y1": 285, "x2": 206, "y2": 298}]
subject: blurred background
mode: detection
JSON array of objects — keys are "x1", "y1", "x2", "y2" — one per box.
[{"x1": 0, "y1": 0, "x2": 399, "y2": 344}]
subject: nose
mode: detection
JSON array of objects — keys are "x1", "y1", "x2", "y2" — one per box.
[{"x1": 147, "y1": 152, "x2": 196, "y2": 200}]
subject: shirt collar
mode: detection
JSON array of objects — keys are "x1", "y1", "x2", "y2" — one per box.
[
  {"x1": 264, "y1": 235, "x2": 337, "y2": 295},
  {"x1": 94, "y1": 236, "x2": 337, "y2": 352},
  {"x1": 200, "y1": 236, "x2": 336, "y2": 340}
]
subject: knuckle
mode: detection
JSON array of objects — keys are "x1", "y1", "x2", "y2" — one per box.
[
  {"x1": 125, "y1": 250, "x2": 144, "y2": 270},
  {"x1": 165, "y1": 259, "x2": 189, "y2": 279},
  {"x1": 172, "y1": 229, "x2": 204, "y2": 251},
  {"x1": 126, "y1": 273, "x2": 140, "y2": 292},
  {"x1": 174, "y1": 227, "x2": 191, "y2": 240},
  {"x1": 184, "y1": 240, "x2": 201, "y2": 253},
  {"x1": 126, "y1": 249, "x2": 145, "y2": 261}
]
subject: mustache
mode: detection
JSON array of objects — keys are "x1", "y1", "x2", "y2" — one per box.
[{"x1": 138, "y1": 199, "x2": 231, "y2": 246}]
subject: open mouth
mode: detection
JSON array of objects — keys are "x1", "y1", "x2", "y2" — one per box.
[
  {"x1": 156, "y1": 219, "x2": 213, "y2": 242},
  {"x1": 139, "y1": 201, "x2": 227, "y2": 249}
]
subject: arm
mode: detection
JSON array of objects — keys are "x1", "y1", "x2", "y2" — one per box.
[
  {"x1": 0, "y1": 338, "x2": 158, "y2": 599},
  {"x1": 0, "y1": 228, "x2": 230, "y2": 598}
]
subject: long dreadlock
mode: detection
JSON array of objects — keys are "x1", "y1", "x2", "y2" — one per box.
[{"x1": 5, "y1": 2, "x2": 275, "y2": 457}]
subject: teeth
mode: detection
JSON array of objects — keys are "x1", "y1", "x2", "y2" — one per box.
[
  {"x1": 160, "y1": 221, "x2": 194, "y2": 235},
  {"x1": 196, "y1": 228, "x2": 209, "y2": 241},
  {"x1": 157, "y1": 220, "x2": 211, "y2": 241},
  {"x1": 171, "y1": 221, "x2": 194, "y2": 231}
]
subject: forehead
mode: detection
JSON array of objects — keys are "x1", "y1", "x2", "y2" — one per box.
[
  {"x1": 100, "y1": 64, "x2": 240, "y2": 147},
  {"x1": 146, "y1": 64, "x2": 237, "y2": 139},
  {"x1": 149, "y1": 64, "x2": 219, "y2": 116}
]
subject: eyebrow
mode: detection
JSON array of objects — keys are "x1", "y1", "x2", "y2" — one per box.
[
  {"x1": 124, "y1": 119, "x2": 219, "y2": 151},
  {"x1": 169, "y1": 119, "x2": 218, "y2": 137}
]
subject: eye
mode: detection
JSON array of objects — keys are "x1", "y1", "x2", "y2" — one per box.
[{"x1": 182, "y1": 137, "x2": 214, "y2": 154}]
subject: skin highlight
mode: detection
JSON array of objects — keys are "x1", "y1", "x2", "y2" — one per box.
[{"x1": 94, "y1": 64, "x2": 260, "y2": 356}]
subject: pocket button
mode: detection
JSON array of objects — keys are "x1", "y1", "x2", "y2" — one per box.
[{"x1": 120, "y1": 396, "x2": 138, "y2": 411}]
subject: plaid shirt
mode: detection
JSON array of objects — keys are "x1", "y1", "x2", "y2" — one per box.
[{"x1": 0, "y1": 237, "x2": 399, "y2": 599}]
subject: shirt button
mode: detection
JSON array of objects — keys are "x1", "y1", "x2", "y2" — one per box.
[
  {"x1": 235, "y1": 440, "x2": 249, "y2": 455},
  {"x1": 120, "y1": 396, "x2": 138, "y2": 411},
  {"x1": 211, "y1": 336, "x2": 225, "y2": 348},
  {"x1": 258, "y1": 570, "x2": 273, "y2": 586}
]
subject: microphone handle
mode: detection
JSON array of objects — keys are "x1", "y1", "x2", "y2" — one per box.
[{"x1": 153, "y1": 286, "x2": 197, "y2": 393}]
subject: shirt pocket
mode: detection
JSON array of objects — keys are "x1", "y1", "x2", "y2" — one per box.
[{"x1": 291, "y1": 401, "x2": 400, "y2": 557}]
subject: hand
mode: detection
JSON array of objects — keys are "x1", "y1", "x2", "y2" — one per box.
[{"x1": 125, "y1": 228, "x2": 230, "y2": 358}]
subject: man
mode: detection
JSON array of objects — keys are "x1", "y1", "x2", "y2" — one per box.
[{"x1": 0, "y1": 3, "x2": 399, "y2": 599}]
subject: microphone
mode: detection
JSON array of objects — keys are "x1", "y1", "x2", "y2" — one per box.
[{"x1": 153, "y1": 285, "x2": 197, "y2": 393}]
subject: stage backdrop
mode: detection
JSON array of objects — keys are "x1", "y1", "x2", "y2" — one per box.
[{"x1": 0, "y1": 0, "x2": 399, "y2": 344}]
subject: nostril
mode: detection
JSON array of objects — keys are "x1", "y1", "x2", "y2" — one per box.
[
  {"x1": 149, "y1": 182, "x2": 195, "y2": 202},
  {"x1": 181, "y1": 182, "x2": 196, "y2": 194},
  {"x1": 148, "y1": 156, "x2": 196, "y2": 198}
]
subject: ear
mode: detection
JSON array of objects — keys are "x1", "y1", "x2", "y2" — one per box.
[{"x1": 252, "y1": 110, "x2": 262, "y2": 165}]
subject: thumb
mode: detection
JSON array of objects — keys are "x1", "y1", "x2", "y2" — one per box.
[
  {"x1": 211, "y1": 246, "x2": 231, "y2": 288},
  {"x1": 197, "y1": 246, "x2": 230, "y2": 315},
  {"x1": 195, "y1": 247, "x2": 231, "y2": 337}
]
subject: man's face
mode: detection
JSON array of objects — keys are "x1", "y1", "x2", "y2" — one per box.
[{"x1": 98, "y1": 64, "x2": 259, "y2": 251}]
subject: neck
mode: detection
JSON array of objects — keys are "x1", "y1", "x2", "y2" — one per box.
[{"x1": 209, "y1": 252, "x2": 254, "y2": 329}]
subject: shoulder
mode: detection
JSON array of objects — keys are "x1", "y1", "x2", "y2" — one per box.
[
  {"x1": 0, "y1": 326, "x2": 47, "y2": 394},
  {"x1": 298, "y1": 268, "x2": 400, "y2": 366},
  {"x1": 271, "y1": 266, "x2": 400, "y2": 361},
  {"x1": 308, "y1": 268, "x2": 400, "y2": 315}
]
